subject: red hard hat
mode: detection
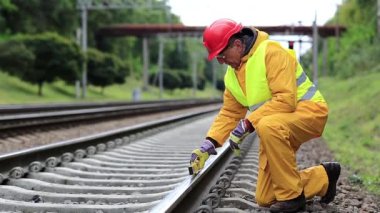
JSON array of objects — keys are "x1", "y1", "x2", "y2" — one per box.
[{"x1": 203, "y1": 18, "x2": 243, "y2": 61}]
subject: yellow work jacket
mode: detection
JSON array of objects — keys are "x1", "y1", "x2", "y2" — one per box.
[
  {"x1": 206, "y1": 30, "x2": 326, "y2": 146},
  {"x1": 224, "y1": 40, "x2": 325, "y2": 112}
]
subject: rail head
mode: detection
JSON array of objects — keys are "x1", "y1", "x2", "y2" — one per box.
[
  {"x1": 0, "y1": 98, "x2": 221, "y2": 114},
  {"x1": 150, "y1": 141, "x2": 230, "y2": 213}
]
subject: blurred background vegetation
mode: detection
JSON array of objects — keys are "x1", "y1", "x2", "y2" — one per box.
[
  {"x1": 0, "y1": 0, "x2": 379, "y2": 194},
  {"x1": 0, "y1": 0, "x2": 226, "y2": 100}
]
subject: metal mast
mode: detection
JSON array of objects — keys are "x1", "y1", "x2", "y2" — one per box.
[
  {"x1": 312, "y1": 14, "x2": 319, "y2": 87},
  {"x1": 378, "y1": 0, "x2": 380, "y2": 39}
]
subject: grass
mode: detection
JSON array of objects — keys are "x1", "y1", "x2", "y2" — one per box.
[
  {"x1": 0, "y1": 71, "x2": 221, "y2": 104},
  {"x1": 318, "y1": 71, "x2": 380, "y2": 195}
]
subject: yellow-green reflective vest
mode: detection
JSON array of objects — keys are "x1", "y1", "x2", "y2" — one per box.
[{"x1": 224, "y1": 40, "x2": 325, "y2": 112}]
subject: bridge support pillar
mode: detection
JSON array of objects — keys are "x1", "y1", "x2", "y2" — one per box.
[{"x1": 142, "y1": 36, "x2": 150, "y2": 91}]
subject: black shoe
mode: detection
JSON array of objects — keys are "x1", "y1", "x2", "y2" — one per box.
[
  {"x1": 270, "y1": 192, "x2": 306, "y2": 213},
  {"x1": 320, "y1": 162, "x2": 341, "y2": 204}
]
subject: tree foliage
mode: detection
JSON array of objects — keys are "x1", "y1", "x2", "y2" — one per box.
[
  {"x1": 87, "y1": 48, "x2": 129, "y2": 92},
  {"x1": 302, "y1": 0, "x2": 380, "y2": 79},
  {"x1": 0, "y1": 0, "x2": 214, "y2": 93},
  {"x1": 0, "y1": 0, "x2": 77, "y2": 36},
  {"x1": 0, "y1": 33, "x2": 83, "y2": 95},
  {"x1": 0, "y1": 40, "x2": 35, "y2": 73}
]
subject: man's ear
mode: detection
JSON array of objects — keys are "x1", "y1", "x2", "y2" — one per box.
[{"x1": 234, "y1": 39, "x2": 243, "y2": 49}]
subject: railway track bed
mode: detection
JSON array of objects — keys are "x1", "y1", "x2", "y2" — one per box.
[{"x1": 0, "y1": 104, "x2": 378, "y2": 212}]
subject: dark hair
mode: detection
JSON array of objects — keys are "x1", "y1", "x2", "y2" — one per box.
[
  {"x1": 226, "y1": 32, "x2": 244, "y2": 47},
  {"x1": 226, "y1": 28, "x2": 257, "y2": 55}
]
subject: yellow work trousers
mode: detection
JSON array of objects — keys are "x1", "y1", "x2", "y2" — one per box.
[{"x1": 254, "y1": 101, "x2": 329, "y2": 206}]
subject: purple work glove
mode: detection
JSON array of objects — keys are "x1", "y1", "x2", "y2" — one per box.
[
  {"x1": 189, "y1": 139, "x2": 217, "y2": 175},
  {"x1": 229, "y1": 119, "x2": 254, "y2": 155}
]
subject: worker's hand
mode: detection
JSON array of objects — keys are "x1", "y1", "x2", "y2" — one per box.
[
  {"x1": 189, "y1": 139, "x2": 217, "y2": 175},
  {"x1": 229, "y1": 119, "x2": 254, "y2": 156}
]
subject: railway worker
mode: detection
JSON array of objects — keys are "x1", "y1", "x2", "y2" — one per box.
[{"x1": 189, "y1": 18, "x2": 341, "y2": 212}]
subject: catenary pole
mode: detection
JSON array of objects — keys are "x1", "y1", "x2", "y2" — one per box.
[
  {"x1": 312, "y1": 14, "x2": 319, "y2": 87},
  {"x1": 157, "y1": 36, "x2": 164, "y2": 99},
  {"x1": 80, "y1": 6, "x2": 88, "y2": 98},
  {"x1": 378, "y1": 0, "x2": 380, "y2": 39}
]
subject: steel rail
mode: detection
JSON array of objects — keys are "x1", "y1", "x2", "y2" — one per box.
[
  {"x1": 0, "y1": 99, "x2": 219, "y2": 114},
  {"x1": 150, "y1": 141, "x2": 231, "y2": 213},
  {"x1": 0, "y1": 99, "x2": 221, "y2": 130}
]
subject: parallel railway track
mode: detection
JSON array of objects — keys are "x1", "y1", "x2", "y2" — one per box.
[
  {"x1": 0, "y1": 100, "x2": 378, "y2": 212},
  {"x1": 0, "y1": 99, "x2": 221, "y2": 131}
]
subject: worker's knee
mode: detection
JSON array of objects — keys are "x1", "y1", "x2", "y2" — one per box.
[{"x1": 256, "y1": 116, "x2": 288, "y2": 137}]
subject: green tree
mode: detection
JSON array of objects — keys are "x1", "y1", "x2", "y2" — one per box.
[
  {"x1": 0, "y1": 0, "x2": 77, "y2": 36},
  {"x1": 87, "y1": 48, "x2": 129, "y2": 93},
  {"x1": 0, "y1": 0, "x2": 210, "y2": 92},
  {"x1": 166, "y1": 40, "x2": 190, "y2": 69},
  {"x1": 177, "y1": 71, "x2": 192, "y2": 89},
  {"x1": 16, "y1": 33, "x2": 83, "y2": 95},
  {"x1": 87, "y1": 49, "x2": 112, "y2": 92},
  {"x1": 0, "y1": 40, "x2": 35, "y2": 74},
  {"x1": 113, "y1": 56, "x2": 130, "y2": 84},
  {"x1": 148, "y1": 70, "x2": 181, "y2": 90},
  {"x1": 303, "y1": 0, "x2": 380, "y2": 78}
]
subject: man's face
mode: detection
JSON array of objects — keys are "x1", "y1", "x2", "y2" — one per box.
[{"x1": 215, "y1": 40, "x2": 243, "y2": 70}]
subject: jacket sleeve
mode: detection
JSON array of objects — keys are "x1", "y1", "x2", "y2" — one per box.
[
  {"x1": 207, "y1": 89, "x2": 247, "y2": 147},
  {"x1": 247, "y1": 42, "x2": 298, "y2": 127}
]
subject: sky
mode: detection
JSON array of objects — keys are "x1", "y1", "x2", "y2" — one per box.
[
  {"x1": 167, "y1": 0, "x2": 343, "y2": 54},
  {"x1": 167, "y1": 0, "x2": 343, "y2": 27}
]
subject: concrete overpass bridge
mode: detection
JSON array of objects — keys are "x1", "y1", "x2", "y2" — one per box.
[
  {"x1": 95, "y1": 24, "x2": 346, "y2": 95},
  {"x1": 96, "y1": 23, "x2": 345, "y2": 37}
]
